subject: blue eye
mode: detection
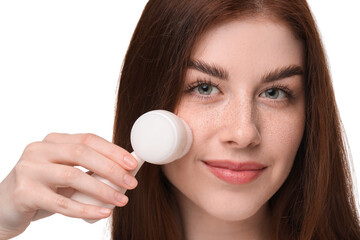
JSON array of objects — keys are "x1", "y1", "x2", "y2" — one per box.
[
  {"x1": 194, "y1": 83, "x2": 220, "y2": 95},
  {"x1": 261, "y1": 88, "x2": 287, "y2": 99},
  {"x1": 185, "y1": 80, "x2": 220, "y2": 97},
  {"x1": 260, "y1": 84, "x2": 294, "y2": 100}
]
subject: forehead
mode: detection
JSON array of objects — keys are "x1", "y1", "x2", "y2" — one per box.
[{"x1": 190, "y1": 17, "x2": 304, "y2": 76}]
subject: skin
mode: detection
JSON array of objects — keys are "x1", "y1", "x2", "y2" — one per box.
[
  {"x1": 162, "y1": 16, "x2": 306, "y2": 240},
  {"x1": 0, "y1": 133, "x2": 139, "y2": 239}
]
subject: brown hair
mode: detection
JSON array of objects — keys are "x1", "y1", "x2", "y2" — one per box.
[{"x1": 111, "y1": 0, "x2": 360, "y2": 239}]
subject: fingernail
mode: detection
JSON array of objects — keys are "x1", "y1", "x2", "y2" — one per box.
[
  {"x1": 124, "y1": 155, "x2": 137, "y2": 168},
  {"x1": 115, "y1": 192, "x2": 128, "y2": 205},
  {"x1": 123, "y1": 174, "x2": 137, "y2": 188},
  {"x1": 99, "y1": 208, "x2": 111, "y2": 215}
]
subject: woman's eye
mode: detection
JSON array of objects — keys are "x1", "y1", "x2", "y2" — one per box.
[
  {"x1": 260, "y1": 88, "x2": 287, "y2": 99},
  {"x1": 194, "y1": 83, "x2": 220, "y2": 95}
]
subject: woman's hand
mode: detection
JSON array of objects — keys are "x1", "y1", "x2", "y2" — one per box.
[{"x1": 0, "y1": 133, "x2": 138, "y2": 239}]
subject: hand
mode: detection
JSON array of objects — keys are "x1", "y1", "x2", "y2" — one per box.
[{"x1": 0, "y1": 133, "x2": 138, "y2": 239}]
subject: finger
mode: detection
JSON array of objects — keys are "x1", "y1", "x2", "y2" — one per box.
[
  {"x1": 57, "y1": 187, "x2": 77, "y2": 199},
  {"x1": 40, "y1": 164, "x2": 129, "y2": 207},
  {"x1": 26, "y1": 142, "x2": 138, "y2": 191},
  {"x1": 34, "y1": 187, "x2": 113, "y2": 220},
  {"x1": 42, "y1": 133, "x2": 138, "y2": 170},
  {"x1": 60, "y1": 143, "x2": 137, "y2": 190}
]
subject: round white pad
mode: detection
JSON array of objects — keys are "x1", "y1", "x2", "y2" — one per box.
[{"x1": 130, "y1": 110, "x2": 192, "y2": 164}]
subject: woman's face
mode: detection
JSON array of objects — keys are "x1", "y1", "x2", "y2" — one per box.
[{"x1": 162, "y1": 17, "x2": 305, "y2": 222}]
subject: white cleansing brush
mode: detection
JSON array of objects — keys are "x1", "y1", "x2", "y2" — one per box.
[{"x1": 33, "y1": 110, "x2": 192, "y2": 223}]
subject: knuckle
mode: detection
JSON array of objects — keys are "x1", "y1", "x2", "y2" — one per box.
[
  {"x1": 62, "y1": 168, "x2": 80, "y2": 183},
  {"x1": 78, "y1": 206, "x2": 89, "y2": 216},
  {"x1": 97, "y1": 185, "x2": 110, "y2": 200},
  {"x1": 107, "y1": 146, "x2": 119, "y2": 159},
  {"x1": 14, "y1": 160, "x2": 32, "y2": 176},
  {"x1": 55, "y1": 196, "x2": 69, "y2": 210},
  {"x1": 107, "y1": 162, "x2": 119, "y2": 175},
  {"x1": 80, "y1": 133, "x2": 97, "y2": 146},
  {"x1": 71, "y1": 144, "x2": 88, "y2": 158},
  {"x1": 23, "y1": 141, "x2": 42, "y2": 158},
  {"x1": 43, "y1": 132, "x2": 60, "y2": 141}
]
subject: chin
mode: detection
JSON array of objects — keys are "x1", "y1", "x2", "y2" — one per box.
[{"x1": 205, "y1": 202, "x2": 267, "y2": 222}]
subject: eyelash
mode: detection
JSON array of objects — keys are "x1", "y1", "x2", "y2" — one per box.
[
  {"x1": 184, "y1": 79, "x2": 296, "y2": 101},
  {"x1": 264, "y1": 83, "x2": 295, "y2": 100},
  {"x1": 185, "y1": 79, "x2": 219, "y2": 95}
]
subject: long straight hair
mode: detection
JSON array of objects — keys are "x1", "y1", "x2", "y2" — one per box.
[{"x1": 111, "y1": 0, "x2": 360, "y2": 239}]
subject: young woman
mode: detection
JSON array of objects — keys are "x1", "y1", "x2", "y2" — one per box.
[{"x1": 0, "y1": 0, "x2": 359, "y2": 239}]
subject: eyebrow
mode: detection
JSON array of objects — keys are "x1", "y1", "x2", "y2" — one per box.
[
  {"x1": 261, "y1": 65, "x2": 304, "y2": 83},
  {"x1": 188, "y1": 59, "x2": 229, "y2": 80},
  {"x1": 188, "y1": 59, "x2": 304, "y2": 83}
]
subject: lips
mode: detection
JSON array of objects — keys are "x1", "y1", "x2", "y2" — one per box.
[
  {"x1": 203, "y1": 160, "x2": 266, "y2": 171},
  {"x1": 202, "y1": 160, "x2": 267, "y2": 184}
]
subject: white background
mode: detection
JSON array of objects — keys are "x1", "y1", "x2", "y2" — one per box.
[{"x1": 0, "y1": 1, "x2": 359, "y2": 239}]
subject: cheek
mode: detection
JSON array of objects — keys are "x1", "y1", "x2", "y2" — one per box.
[
  {"x1": 164, "y1": 102, "x2": 220, "y2": 188},
  {"x1": 260, "y1": 104, "x2": 305, "y2": 180},
  {"x1": 175, "y1": 100, "x2": 222, "y2": 146},
  {"x1": 262, "y1": 105, "x2": 305, "y2": 153}
]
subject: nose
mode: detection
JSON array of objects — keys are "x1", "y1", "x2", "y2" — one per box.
[{"x1": 218, "y1": 100, "x2": 261, "y2": 149}]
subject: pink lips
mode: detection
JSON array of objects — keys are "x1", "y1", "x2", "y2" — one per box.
[{"x1": 203, "y1": 160, "x2": 266, "y2": 184}]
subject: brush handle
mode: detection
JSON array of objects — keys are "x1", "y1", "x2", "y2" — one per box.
[
  {"x1": 32, "y1": 152, "x2": 143, "y2": 223},
  {"x1": 72, "y1": 152, "x2": 143, "y2": 223}
]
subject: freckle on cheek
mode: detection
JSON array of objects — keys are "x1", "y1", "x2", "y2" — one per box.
[
  {"x1": 266, "y1": 114, "x2": 304, "y2": 147},
  {"x1": 198, "y1": 110, "x2": 222, "y2": 130}
]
